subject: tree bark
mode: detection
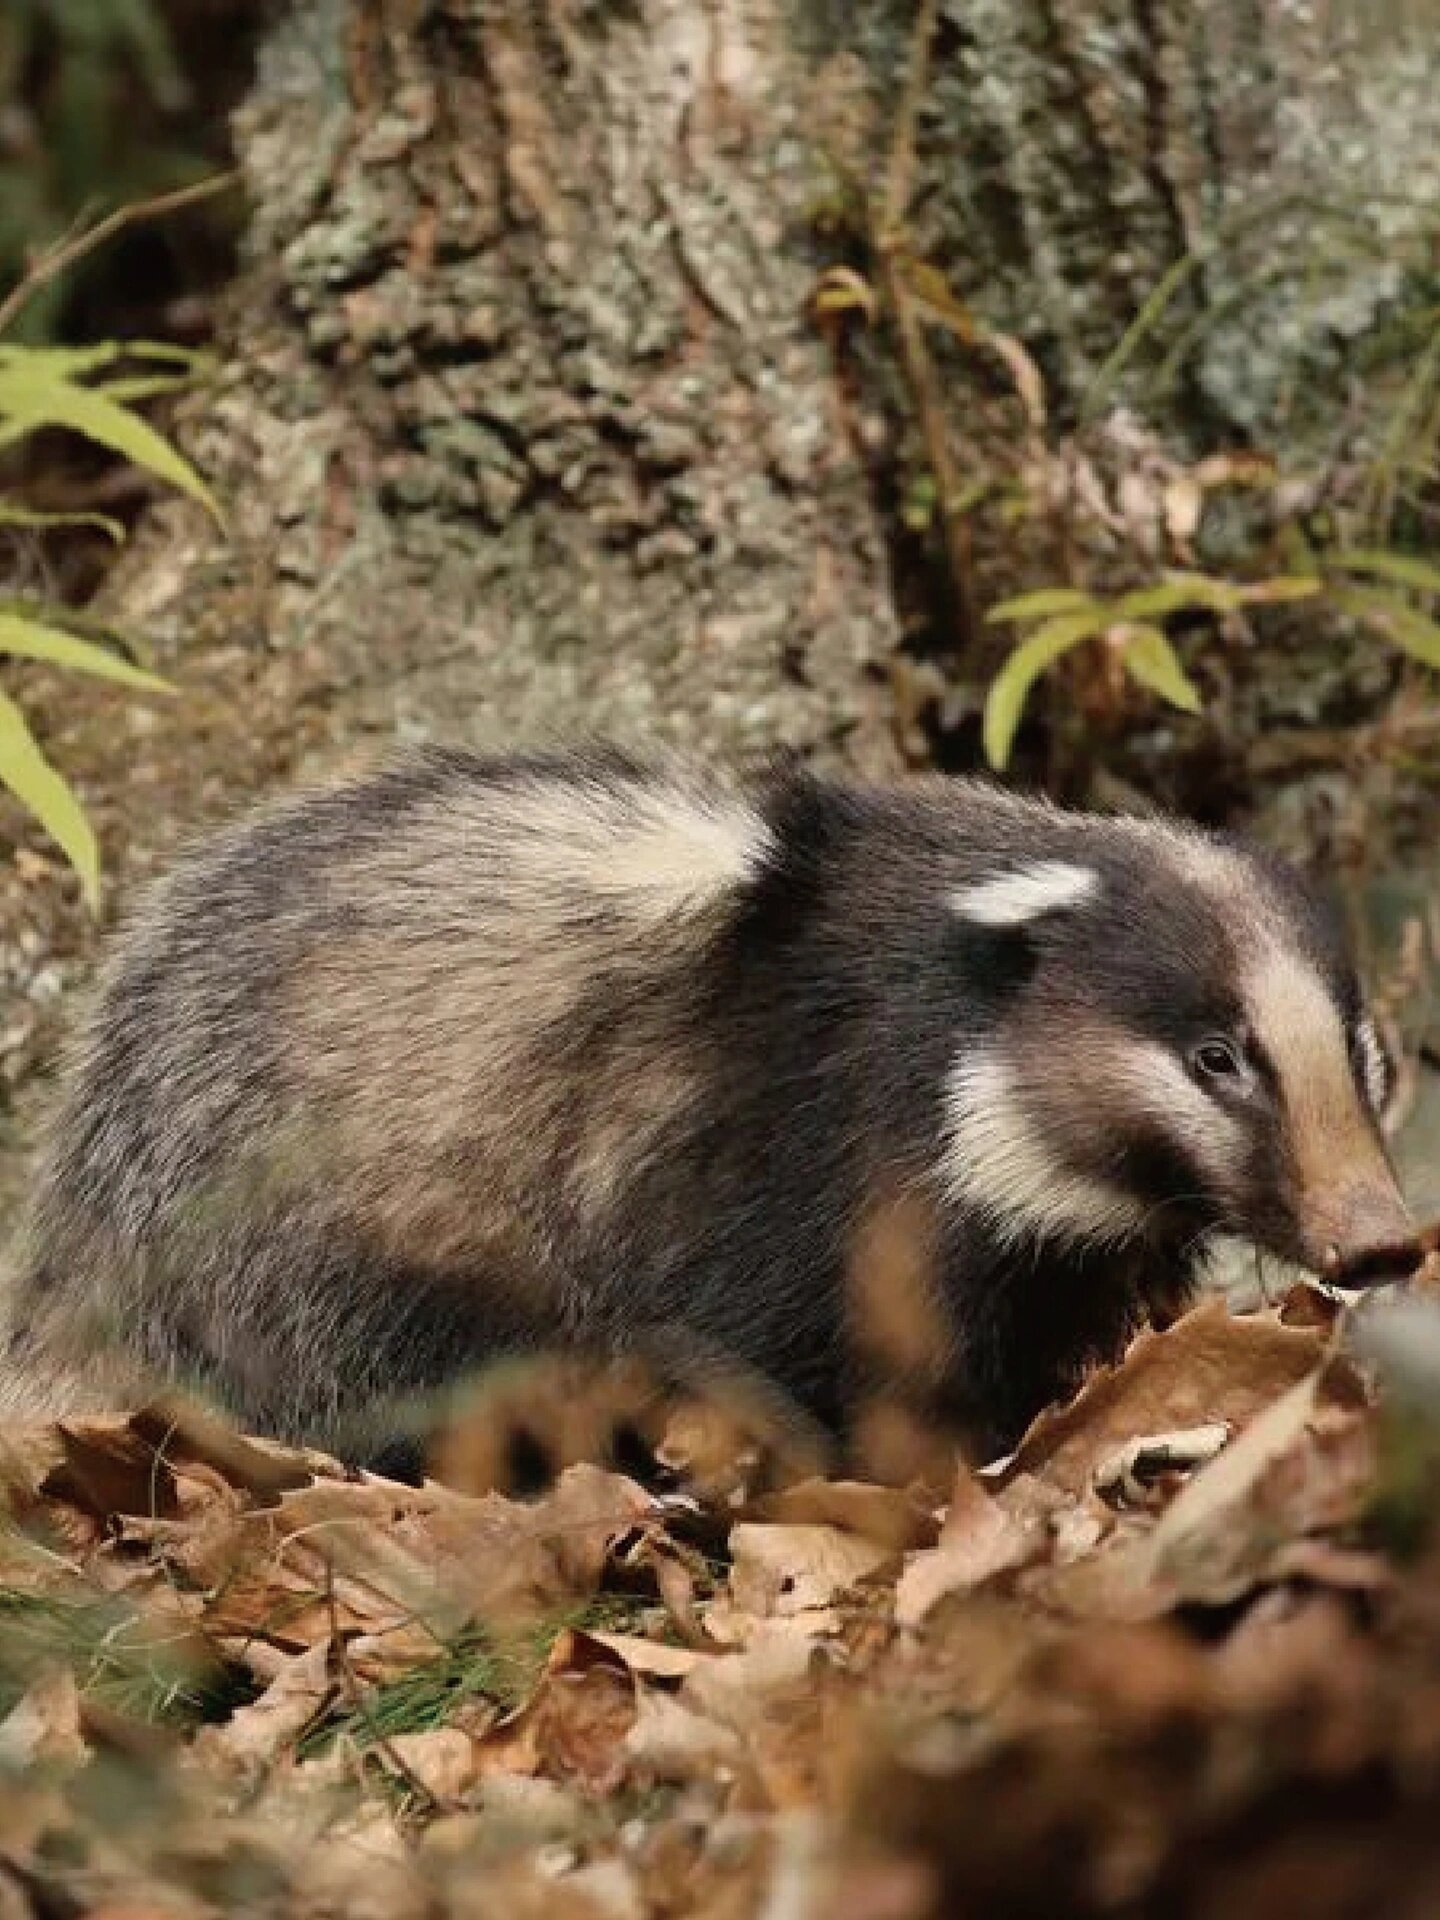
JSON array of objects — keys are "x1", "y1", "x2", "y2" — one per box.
[{"x1": 107, "y1": 0, "x2": 908, "y2": 788}]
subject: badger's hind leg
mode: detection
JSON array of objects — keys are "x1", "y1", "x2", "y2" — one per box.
[{"x1": 7, "y1": 1201, "x2": 555, "y2": 1474}]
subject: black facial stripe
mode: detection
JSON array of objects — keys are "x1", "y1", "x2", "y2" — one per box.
[{"x1": 1118, "y1": 1130, "x2": 1220, "y2": 1239}]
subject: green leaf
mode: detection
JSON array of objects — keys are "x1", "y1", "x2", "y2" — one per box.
[
  {"x1": 0, "y1": 687, "x2": 98, "y2": 907},
  {"x1": 1331, "y1": 584, "x2": 1440, "y2": 670},
  {"x1": 0, "y1": 358, "x2": 219, "y2": 522},
  {"x1": 902, "y1": 258, "x2": 977, "y2": 341},
  {"x1": 1118, "y1": 623, "x2": 1203, "y2": 712},
  {"x1": 0, "y1": 343, "x2": 125, "y2": 379},
  {"x1": 985, "y1": 588, "x2": 1100, "y2": 625},
  {"x1": 0, "y1": 502, "x2": 125, "y2": 542},
  {"x1": 1234, "y1": 574, "x2": 1324, "y2": 605},
  {"x1": 1125, "y1": 572, "x2": 1244, "y2": 617},
  {"x1": 0, "y1": 612, "x2": 172, "y2": 693},
  {"x1": 983, "y1": 609, "x2": 1110, "y2": 770},
  {"x1": 1115, "y1": 580, "x2": 1233, "y2": 621},
  {"x1": 0, "y1": 341, "x2": 205, "y2": 377},
  {"x1": 93, "y1": 372, "x2": 197, "y2": 405},
  {"x1": 1328, "y1": 547, "x2": 1440, "y2": 598}
]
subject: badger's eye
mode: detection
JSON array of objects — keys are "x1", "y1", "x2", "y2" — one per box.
[{"x1": 1190, "y1": 1037, "x2": 1246, "y2": 1084}]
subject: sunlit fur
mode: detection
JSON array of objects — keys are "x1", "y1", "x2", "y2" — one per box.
[{"x1": 5, "y1": 747, "x2": 1408, "y2": 1463}]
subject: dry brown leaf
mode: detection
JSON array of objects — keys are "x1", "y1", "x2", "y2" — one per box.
[
  {"x1": 1148, "y1": 1365, "x2": 1374, "y2": 1603},
  {"x1": 1003, "y1": 1298, "x2": 1330, "y2": 1496},
  {"x1": 894, "y1": 1468, "x2": 1040, "y2": 1627},
  {"x1": 384, "y1": 1727, "x2": 480, "y2": 1802},
  {"x1": 1279, "y1": 1281, "x2": 1341, "y2": 1332},
  {"x1": 128, "y1": 1399, "x2": 316, "y2": 1503},
  {"x1": 420, "y1": 1777, "x2": 590, "y2": 1862},
  {"x1": 746, "y1": 1479, "x2": 939, "y2": 1555},
  {"x1": 624, "y1": 1690, "x2": 745, "y2": 1777},
  {"x1": 196, "y1": 1463, "x2": 659, "y2": 1674},
  {"x1": 1148, "y1": 1370, "x2": 1322, "y2": 1587},
  {"x1": 407, "y1": 1463, "x2": 661, "y2": 1622},
  {"x1": 476, "y1": 1633, "x2": 638, "y2": 1797},
  {"x1": 558, "y1": 1858, "x2": 645, "y2": 1920},
  {"x1": 191, "y1": 1640, "x2": 332, "y2": 1775},
  {"x1": 1018, "y1": 1524, "x2": 1177, "y2": 1622},
  {"x1": 683, "y1": 1622, "x2": 830, "y2": 1730},
  {"x1": 285, "y1": 1803, "x2": 422, "y2": 1920},
  {"x1": 0, "y1": 1667, "x2": 87, "y2": 1771},
  {"x1": 700, "y1": 1594, "x2": 846, "y2": 1652},
  {"x1": 1268, "y1": 1538, "x2": 1392, "y2": 1592},
  {"x1": 582, "y1": 1631, "x2": 708, "y2": 1681},
  {"x1": 729, "y1": 1522, "x2": 894, "y2": 1618},
  {"x1": 79, "y1": 1905, "x2": 216, "y2": 1920},
  {"x1": 41, "y1": 1421, "x2": 180, "y2": 1523}
]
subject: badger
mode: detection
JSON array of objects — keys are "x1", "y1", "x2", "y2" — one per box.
[{"x1": 6, "y1": 746, "x2": 1419, "y2": 1472}]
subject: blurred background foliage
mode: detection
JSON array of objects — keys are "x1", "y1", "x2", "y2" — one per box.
[
  {"x1": 0, "y1": 0, "x2": 253, "y2": 345},
  {"x1": 0, "y1": 0, "x2": 259, "y2": 900}
]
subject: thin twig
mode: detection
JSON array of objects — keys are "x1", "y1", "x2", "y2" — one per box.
[
  {"x1": 881, "y1": 0, "x2": 940, "y2": 239},
  {"x1": 875, "y1": 0, "x2": 979, "y2": 659},
  {"x1": 322, "y1": 1560, "x2": 454, "y2": 1817},
  {"x1": 0, "y1": 171, "x2": 242, "y2": 339}
]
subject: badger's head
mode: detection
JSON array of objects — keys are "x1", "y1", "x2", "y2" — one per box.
[{"x1": 942, "y1": 825, "x2": 1417, "y2": 1288}]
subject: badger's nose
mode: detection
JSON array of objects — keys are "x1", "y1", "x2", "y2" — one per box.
[{"x1": 1314, "y1": 1184, "x2": 1422, "y2": 1288}]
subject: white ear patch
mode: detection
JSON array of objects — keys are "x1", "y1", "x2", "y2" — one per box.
[
  {"x1": 1355, "y1": 1014, "x2": 1390, "y2": 1116},
  {"x1": 950, "y1": 861, "x2": 1099, "y2": 929}
]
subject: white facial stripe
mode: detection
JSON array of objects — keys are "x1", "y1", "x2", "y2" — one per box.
[
  {"x1": 1355, "y1": 1014, "x2": 1389, "y2": 1115},
  {"x1": 950, "y1": 861, "x2": 1099, "y2": 929},
  {"x1": 941, "y1": 1049, "x2": 1146, "y2": 1249}
]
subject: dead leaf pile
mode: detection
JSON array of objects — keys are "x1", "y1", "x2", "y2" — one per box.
[{"x1": 4, "y1": 1292, "x2": 1440, "y2": 1918}]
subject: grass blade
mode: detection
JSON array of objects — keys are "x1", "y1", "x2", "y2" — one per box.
[
  {"x1": 1117, "y1": 623, "x2": 1203, "y2": 712},
  {"x1": 1332, "y1": 584, "x2": 1440, "y2": 670},
  {"x1": 986, "y1": 588, "x2": 1099, "y2": 624},
  {"x1": 0, "y1": 687, "x2": 98, "y2": 907},
  {"x1": 0, "y1": 359, "x2": 219, "y2": 522},
  {"x1": 984, "y1": 609, "x2": 1109, "y2": 769},
  {"x1": 0, "y1": 611, "x2": 172, "y2": 693},
  {"x1": 1328, "y1": 548, "x2": 1440, "y2": 598}
]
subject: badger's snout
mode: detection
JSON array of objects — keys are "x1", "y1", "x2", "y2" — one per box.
[{"x1": 1306, "y1": 1180, "x2": 1420, "y2": 1289}]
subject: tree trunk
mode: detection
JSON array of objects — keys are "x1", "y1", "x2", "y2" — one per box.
[{"x1": 106, "y1": 0, "x2": 910, "y2": 790}]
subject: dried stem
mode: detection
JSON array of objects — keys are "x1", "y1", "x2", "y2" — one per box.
[{"x1": 0, "y1": 172, "x2": 242, "y2": 339}]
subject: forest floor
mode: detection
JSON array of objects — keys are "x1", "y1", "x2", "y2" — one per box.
[{"x1": 6, "y1": 1286, "x2": 1440, "y2": 1918}]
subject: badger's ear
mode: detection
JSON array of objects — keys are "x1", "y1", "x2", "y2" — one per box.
[
  {"x1": 949, "y1": 860, "x2": 1099, "y2": 930},
  {"x1": 1354, "y1": 1010, "x2": 1398, "y2": 1123}
]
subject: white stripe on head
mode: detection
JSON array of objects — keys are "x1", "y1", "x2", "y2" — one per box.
[
  {"x1": 1242, "y1": 942, "x2": 1380, "y2": 1189},
  {"x1": 940, "y1": 1048, "x2": 1147, "y2": 1249},
  {"x1": 950, "y1": 861, "x2": 1099, "y2": 929}
]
